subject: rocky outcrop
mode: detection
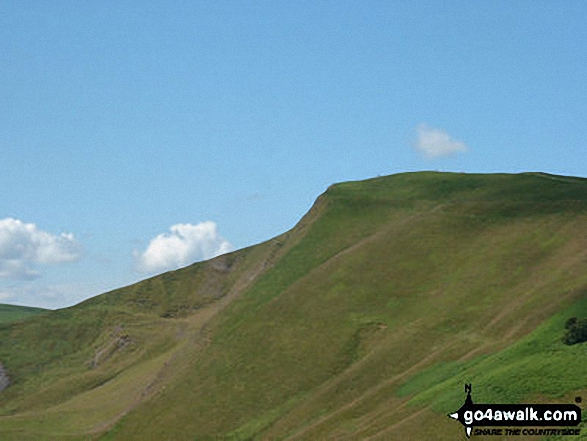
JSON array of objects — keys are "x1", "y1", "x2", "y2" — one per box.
[
  {"x1": 90, "y1": 327, "x2": 131, "y2": 369},
  {"x1": 0, "y1": 362, "x2": 10, "y2": 392}
]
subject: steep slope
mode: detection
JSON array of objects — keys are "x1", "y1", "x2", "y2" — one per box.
[
  {"x1": 0, "y1": 305, "x2": 47, "y2": 395},
  {"x1": 1, "y1": 172, "x2": 587, "y2": 440}
]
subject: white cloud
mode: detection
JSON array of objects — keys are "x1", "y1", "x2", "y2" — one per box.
[
  {"x1": 0, "y1": 283, "x2": 94, "y2": 309},
  {"x1": 0, "y1": 218, "x2": 83, "y2": 280},
  {"x1": 134, "y1": 221, "x2": 233, "y2": 274},
  {"x1": 413, "y1": 123, "x2": 468, "y2": 159}
]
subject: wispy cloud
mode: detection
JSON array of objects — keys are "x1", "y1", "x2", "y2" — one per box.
[
  {"x1": 0, "y1": 218, "x2": 82, "y2": 280},
  {"x1": 0, "y1": 283, "x2": 95, "y2": 309},
  {"x1": 413, "y1": 123, "x2": 468, "y2": 159},
  {"x1": 134, "y1": 221, "x2": 233, "y2": 274},
  {"x1": 0, "y1": 290, "x2": 11, "y2": 302}
]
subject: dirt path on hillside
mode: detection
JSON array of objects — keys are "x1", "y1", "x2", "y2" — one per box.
[
  {"x1": 88, "y1": 239, "x2": 290, "y2": 436},
  {"x1": 0, "y1": 363, "x2": 9, "y2": 392},
  {"x1": 283, "y1": 337, "x2": 459, "y2": 441}
]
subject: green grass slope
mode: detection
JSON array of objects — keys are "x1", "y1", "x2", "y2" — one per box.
[
  {"x1": 0, "y1": 305, "x2": 46, "y2": 325},
  {"x1": 1, "y1": 172, "x2": 587, "y2": 440}
]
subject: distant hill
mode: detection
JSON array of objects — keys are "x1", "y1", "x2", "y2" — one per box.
[
  {"x1": 0, "y1": 304, "x2": 46, "y2": 324},
  {"x1": 1, "y1": 171, "x2": 587, "y2": 440}
]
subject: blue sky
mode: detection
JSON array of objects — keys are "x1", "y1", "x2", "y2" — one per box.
[{"x1": 1, "y1": 1, "x2": 586, "y2": 308}]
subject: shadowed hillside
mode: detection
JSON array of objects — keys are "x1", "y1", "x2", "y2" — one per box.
[{"x1": 1, "y1": 172, "x2": 587, "y2": 440}]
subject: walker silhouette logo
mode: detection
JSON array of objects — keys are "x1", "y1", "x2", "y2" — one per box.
[{"x1": 448, "y1": 384, "x2": 582, "y2": 437}]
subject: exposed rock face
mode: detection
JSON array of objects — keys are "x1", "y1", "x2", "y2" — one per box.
[
  {"x1": 0, "y1": 363, "x2": 10, "y2": 392},
  {"x1": 90, "y1": 327, "x2": 132, "y2": 369}
]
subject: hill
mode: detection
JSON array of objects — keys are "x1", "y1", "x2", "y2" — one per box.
[
  {"x1": 1, "y1": 171, "x2": 587, "y2": 440},
  {"x1": 0, "y1": 304, "x2": 46, "y2": 325}
]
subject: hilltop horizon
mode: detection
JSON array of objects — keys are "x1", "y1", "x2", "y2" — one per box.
[{"x1": 3, "y1": 169, "x2": 587, "y2": 311}]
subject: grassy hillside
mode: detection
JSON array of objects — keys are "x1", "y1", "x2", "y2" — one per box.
[
  {"x1": 0, "y1": 304, "x2": 46, "y2": 324},
  {"x1": 1, "y1": 172, "x2": 587, "y2": 440}
]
